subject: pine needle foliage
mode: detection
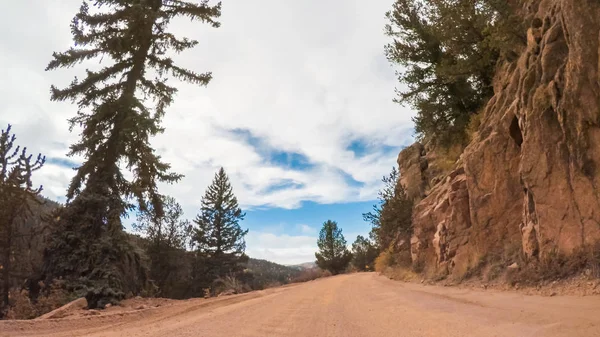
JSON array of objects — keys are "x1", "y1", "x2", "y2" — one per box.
[
  {"x1": 192, "y1": 167, "x2": 249, "y2": 294},
  {"x1": 385, "y1": 0, "x2": 525, "y2": 146},
  {"x1": 42, "y1": 0, "x2": 222, "y2": 308},
  {"x1": 315, "y1": 220, "x2": 352, "y2": 275},
  {"x1": 351, "y1": 235, "x2": 378, "y2": 271},
  {"x1": 364, "y1": 167, "x2": 413, "y2": 251}
]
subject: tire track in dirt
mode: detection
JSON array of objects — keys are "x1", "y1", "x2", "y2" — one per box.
[{"x1": 2, "y1": 273, "x2": 599, "y2": 337}]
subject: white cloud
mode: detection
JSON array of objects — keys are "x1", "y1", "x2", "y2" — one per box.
[
  {"x1": 299, "y1": 224, "x2": 316, "y2": 235},
  {"x1": 245, "y1": 232, "x2": 317, "y2": 265},
  {"x1": 0, "y1": 0, "x2": 415, "y2": 212},
  {"x1": 0, "y1": 0, "x2": 422, "y2": 268}
]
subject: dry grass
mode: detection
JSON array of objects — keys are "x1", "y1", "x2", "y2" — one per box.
[
  {"x1": 384, "y1": 266, "x2": 420, "y2": 282},
  {"x1": 374, "y1": 247, "x2": 420, "y2": 283},
  {"x1": 374, "y1": 248, "x2": 395, "y2": 273},
  {"x1": 290, "y1": 268, "x2": 332, "y2": 283},
  {"x1": 5, "y1": 289, "x2": 38, "y2": 320},
  {"x1": 448, "y1": 242, "x2": 600, "y2": 286},
  {"x1": 374, "y1": 247, "x2": 423, "y2": 282},
  {"x1": 432, "y1": 143, "x2": 464, "y2": 174},
  {"x1": 507, "y1": 245, "x2": 600, "y2": 286},
  {"x1": 465, "y1": 112, "x2": 483, "y2": 142},
  {"x1": 454, "y1": 251, "x2": 487, "y2": 282},
  {"x1": 429, "y1": 113, "x2": 483, "y2": 175},
  {"x1": 377, "y1": 239, "x2": 600, "y2": 289},
  {"x1": 213, "y1": 275, "x2": 249, "y2": 295},
  {"x1": 482, "y1": 242, "x2": 524, "y2": 282},
  {"x1": 374, "y1": 247, "x2": 413, "y2": 272},
  {"x1": 5, "y1": 281, "x2": 73, "y2": 320},
  {"x1": 446, "y1": 242, "x2": 524, "y2": 283}
]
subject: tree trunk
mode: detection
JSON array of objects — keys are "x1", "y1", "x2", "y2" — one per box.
[{"x1": 1, "y1": 233, "x2": 11, "y2": 313}]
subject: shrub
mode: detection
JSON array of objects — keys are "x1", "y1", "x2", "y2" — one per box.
[
  {"x1": 374, "y1": 249, "x2": 394, "y2": 273},
  {"x1": 291, "y1": 269, "x2": 332, "y2": 283},
  {"x1": 466, "y1": 112, "x2": 483, "y2": 142},
  {"x1": 375, "y1": 246, "x2": 414, "y2": 274},
  {"x1": 213, "y1": 275, "x2": 248, "y2": 296},
  {"x1": 432, "y1": 143, "x2": 464, "y2": 174},
  {"x1": 5, "y1": 281, "x2": 72, "y2": 320},
  {"x1": 263, "y1": 281, "x2": 283, "y2": 289},
  {"x1": 506, "y1": 243, "x2": 600, "y2": 286},
  {"x1": 375, "y1": 249, "x2": 421, "y2": 281},
  {"x1": 386, "y1": 266, "x2": 420, "y2": 282},
  {"x1": 5, "y1": 290, "x2": 37, "y2": 320}
]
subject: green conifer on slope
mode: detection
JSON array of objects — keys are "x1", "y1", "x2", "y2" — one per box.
[
  {"x1": 384, "y1": 0, "x2": 524, "y2": 146},
  {"x1": 192, "y1": 167, "x2": 249, "y2": 294},
  {"x1": 315, "y1": 220, "x2": 352, "y2": 275},
  {"x1": 351, "y1": 235, "x2": 378, "y2": 272},
  {"x1": 42, "y1": 0, "x2": 221, "y2": 308}
]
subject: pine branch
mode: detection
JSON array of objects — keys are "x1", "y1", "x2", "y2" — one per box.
[{"x1": 46, "y1": 48, "x2": 102, "y2": 71}]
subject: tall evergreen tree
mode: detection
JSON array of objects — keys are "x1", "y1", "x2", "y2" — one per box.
[
  {"x1": 384, "y1": 0, "x2": 524, "y2": 146},
  {"x1": 0, "y1": 125, "x2": 45, "y2": 317},
  {"x1": 315, "y1": 220, "x2": 352, "y2": 275},
  {"x1": 192, "y1": 167, "x2": 248, "y2": 294},
  {"x1": 351, "y1": 235, "x2": 378, "y2": 272},
  {"x1": 363, "y1": 167, "x2": 413, "y2": 251},
  {"x1": 42, "y1": 0, "x2": 222, "y2": 308}
]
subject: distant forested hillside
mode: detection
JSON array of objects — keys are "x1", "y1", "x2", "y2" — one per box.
[
  {"x1": 244, "y1": 259, "x2": 302, "y2": 289},
  {"x1": 4, "y1": 194, "x2": 302, "y2": 298},
  {"x1": 289, "y1": 262, "x2": 317, "y2": 270}
]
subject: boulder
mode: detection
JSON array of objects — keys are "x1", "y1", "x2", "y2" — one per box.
[{"x1": 35, "y1": 297, "x2": 87, "y2": 320}]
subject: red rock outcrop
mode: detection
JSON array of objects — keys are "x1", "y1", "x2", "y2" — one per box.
[{"x1": 403, "y1": 0, "x2": 600, "y2": 278}]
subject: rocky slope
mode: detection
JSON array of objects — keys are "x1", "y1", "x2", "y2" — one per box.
[{"x1": 402, "y1": 0, "x2": 600, "y2": 280}]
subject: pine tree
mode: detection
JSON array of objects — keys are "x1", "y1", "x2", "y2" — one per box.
[
  {"x1": 384, "y1": 0, "x2": 524, "y2": 146},
  {"x1": 0, "y1": 125, "x2": 45, "y2": 317},
  {"x1": 192, "y1": 167, "x2": 248, "y2": 294},
  {"x1": 315, "y1": 220, "x2": 352, "y2": 275},
  {"x1": 42, "y1": 0, "x2": 222, "y2": 308},
  {"x1": 363, "y1": 167, "x2": 413, "y2": 252},
  {"x1": 133, "y1": 195, "x2": 192, "y2": 297},
  {"x1": 351, "y1": 235, "x2": 378, "y2": 272}
]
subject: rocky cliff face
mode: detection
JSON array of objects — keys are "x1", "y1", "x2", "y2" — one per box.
[{"x1": 403, "y1": 0, "x2": 600, "y2": 279}]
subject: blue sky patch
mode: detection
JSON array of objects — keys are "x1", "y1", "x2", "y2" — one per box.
[
  {"x1": 268, "y1": 150, "x2": 313, "y2": 170},
  {"x1": 337, "y1": 169, "x2": 365, "y2": 188},
  {"x1": 228, "y1": 128, "x2": 314, "y2": 170},
  {"x1": 346, "y1": 139, "x2": 371, "y2": 157},
  {"x1": 346, "y1": 139, "x2": 403, "y2": 159},
  {"x1": 244, "y1": 200, "x2": 375, "y2": 238},
  {"x1": 46, "y1": 157, "x2": 78, "y2": 169},
  {"x1": 262, "y1": 179, "x2": 305, "y2": 194},
  {"x1": 229, "y1": 128, "x2": 263, "y2": 149}
]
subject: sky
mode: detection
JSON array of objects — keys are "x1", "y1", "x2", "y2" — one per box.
[{"x1": 0, "y1": 0, "x2": 415, "y2": 265}]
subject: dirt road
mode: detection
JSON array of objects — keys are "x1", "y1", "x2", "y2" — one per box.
[{"x1": 2, "y1": 273, "x2": 599, "y2": 337}]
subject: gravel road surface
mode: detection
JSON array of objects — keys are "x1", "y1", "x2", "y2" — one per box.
[{"x1": 2, "y1": 273, "x2": 599, "y2": 337}]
